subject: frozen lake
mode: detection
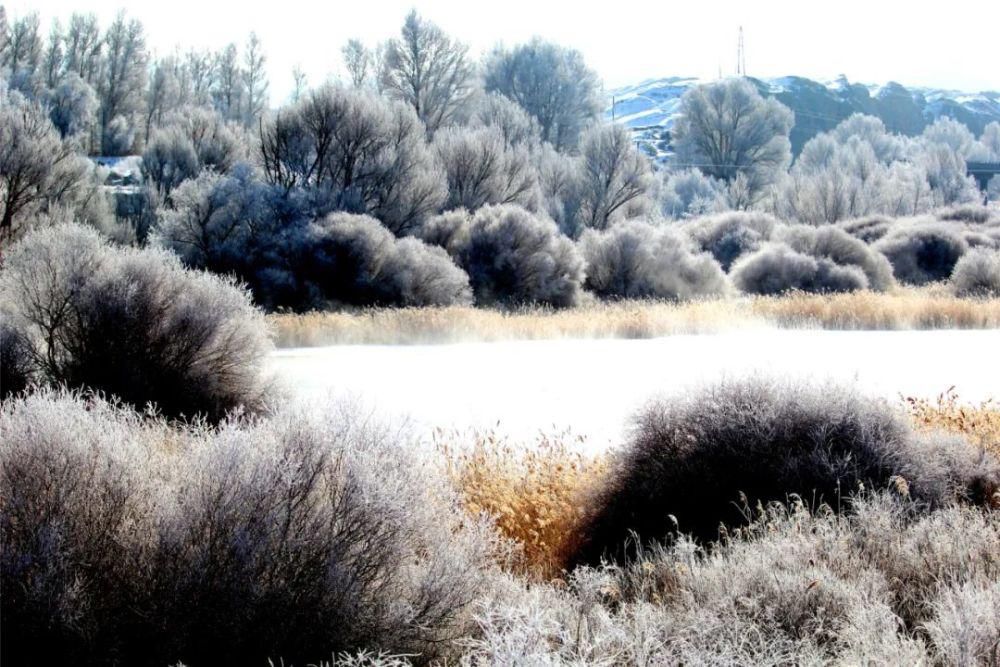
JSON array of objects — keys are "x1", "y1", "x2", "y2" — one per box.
[{"x1": 271, "y1": 330, "x2": 1000, "y2": 449}]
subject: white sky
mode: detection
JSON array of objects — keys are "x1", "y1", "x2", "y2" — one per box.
[{"x1": 7, "y1": 0, "x2": 999, "y2": 102}]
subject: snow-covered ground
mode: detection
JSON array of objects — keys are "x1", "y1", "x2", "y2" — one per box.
[{"x1": 271, "y1": 330, "x2": 1000, "y2": 450}]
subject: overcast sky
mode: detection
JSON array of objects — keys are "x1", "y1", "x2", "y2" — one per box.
[{"x1": 7, "y1": 0, "x2": 999, "y2": 102}]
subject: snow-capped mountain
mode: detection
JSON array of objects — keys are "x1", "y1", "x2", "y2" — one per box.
[{"x1": 608, "y1": 75, "x2": 1000, "y2": 159}]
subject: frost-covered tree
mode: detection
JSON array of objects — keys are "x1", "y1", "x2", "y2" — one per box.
[
  {"x1": 0, "y1": 90, "x2": 89, "y2": 240},
  {"x1": 379, "y1": 11, "x2": 474, "y2": 134},
  {"x1": 658, "y1": 168, "x2": 726, "y2": 220},
  {"x1": 922, "y1": 117, "x2": 977, "y2": 158},
  {"x1": 672, "y1": 78, "x2": 793, "y2": 206},
  {"x1": 41, "y1": 19, "x2": 64, "y2": 88},
  {"x1": 143, "y1": 106, "x2": 247, "y2": 195},
  {"x1": 258, "y1": 85, "x2": 446, "y2": 235},
  {"x1": 241, "y1": 32, "x2": 268, "y2": 126},
  {"x1": 153, "y1": 167, "x2": 274, "y2": 275},
  {"x1": 988, "y1": 175, "x2": 1000, "y2": 203},
  {"x1": 920, "y1": 142, "x2": 980, "y2": 206},
  {"x1": 484, "y1": 39, "x2": 602, "y2": 152},
  {"x1": 772, "y1": 114, "x2": 950, "y2": 223},
  {"x1": 213, "y1": 43, "x2": 243, "y2": 122},
  {"x1": 0, "y1": 7, "x2": 9, "y2": 68},
  {"x1": 433, "y1": 125, "x2": 539, "y2": 211},
  {"x1": 45, "y1": 72, "x2": 98, "y2": 140},
  {"x1": 63, "y1": 13, "x2": 102, "y2": 85},
  {"x1": 2, "y1": 12, "x2": 42, "y2": 78},
  {"x1": 144, "y1": 57, "x2": 181, "y2": 137},
  {"x1": 570, "y1": 124, "x2": 653, "y2": 233},
  {"x1": 535, "y1": 143, "x2": 582, "y2": 232},
  {"x1": 468, "y1": 92, "x2": 541, "y2": 148},
  {"x1": 342, "y1": 39, "x2": 373, "y2": 88},
  {"x1": 98, "y1": 12, "x2": 147, "y2": 154},
  {"x1": 184, "y1": 49, "x2": 216, "y2": 107},
  {"x1": 831, "y1": 114, "x2": 907, "y2": 163},
  {"x1": 979, "y1": 122, "x2": 1000, "y2": 161},
  {"x1": 290, "y1": 65, "x2": 307, "y2": 102}
]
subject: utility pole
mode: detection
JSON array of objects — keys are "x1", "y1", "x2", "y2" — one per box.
[{"x1": 737, "y1": 27, "x2": 746, "y2": 77}]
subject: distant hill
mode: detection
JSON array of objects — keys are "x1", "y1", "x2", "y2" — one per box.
[{"x1": 608, "y1": 75, "x2": 1000, "y2": 161}]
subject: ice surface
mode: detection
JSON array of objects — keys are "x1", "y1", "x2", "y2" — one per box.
[{"x1": 271, "y1": 329, "x2": 1000, "y2": 450}]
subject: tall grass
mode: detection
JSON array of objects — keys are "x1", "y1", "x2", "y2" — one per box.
[
  {"x1": 439, "y1": 429, "x2": 608, "y2": 579},
  {"x1": 270, "y1": 287, "x2": 1000, "y2": 347},
  {"x1": 907, "y1": 388, "x2": 1000, "y2": 458}
]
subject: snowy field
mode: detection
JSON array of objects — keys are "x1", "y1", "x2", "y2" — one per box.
[{"x1": 271, "y1": 330, "x2": 1000, "y2": 450}]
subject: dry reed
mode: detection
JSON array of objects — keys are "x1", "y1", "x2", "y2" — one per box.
[
  {"x1": 906, "y1": 387, "x2": 1000, "y2": 458},
  {"x1": 438, "y1": 428, "x2": 608, "y2": 580},
  {"x1": 270, "y1": 287, "x2": 1000, "y2": 347}
]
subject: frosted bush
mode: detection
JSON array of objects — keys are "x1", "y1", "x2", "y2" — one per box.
[
  {"x1": 922, "y1": 581, "x2": 1000, "y2": 666},
  {"x1": 0, "y1": 390, "x2": 501, "y2": 665},
  {"x1": 874, "y1": 219, "x2": 969, "y2": 285},
  {"x1": 950, "y1": 248, "x2": 1000, "y2": 297},
  {"x1": 839, "y1": 214, "x2": 895, "y2": 243},
  {"x1": 573, "y1": 377, "x2": 1000, "y2": 564},
  {"x1": 777, "y1": 224, "x2": 895, "y2": 291},
  {"x1": 301, "y1": 213, "x2": 472, "y2": 307},
  {"x1": 467, "y1": 495, "x2": 999, "y2": 665},
  {"x1": 731, "y1": 242, "x2": 869, "y2": 295},
  {"x1": 418, "y1": 209, "x2": 472, "y2": 255},
  {"x1": 0, "y1": 224, "x2": 272, "y2": 421},
  {"x1": 453, "y1": 204, "x2": 584, "y2": 307},
  {"x1": 579, "y1": 220, "x2": 730, "y2": 300},
  {"x1": 683, "y1": 211, "x2": 779, "y2": 271}
]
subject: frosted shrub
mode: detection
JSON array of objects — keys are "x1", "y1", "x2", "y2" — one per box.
[
  {"x1": 950, "y1": 248, "x2": 1000, "y2": 297},
  {"x1": 573, "y1": 378, "x2": 1000, "y2": 565},
  {"x1": 731, "y1": 242, "x2": 869, "y2": 295},
  {"x1": 777, "y1": 224, "x2": 895, "y2": 291},
  {"x1": 453, "y1": 204, "x2": 584, "y2": 307},
  {"x1": 0, "y1": 224, "x2": 272, "y2": 421},
  {"x1": 579, "y1": 220, "x2": 730, "y2": 300},
  {"x1": 682, "y1": 211, "x2": 779, "y2": 271},
  {"x1": 874, "y1": 219, "x2": 969, "y2": 285},
  {"x1": 301, "y1": 213, "x2": 472, "y2": 307},
  {"x1": 471, "y1": 495, "x2": 1000, "y2": 664},
  {"x1": 0, "y1": 390, "x2": 500, "y2": 665},
  {"x1": 936, "y1": 204, "x2": 996, "y2": 225},
  {"x1": 418, "y1": 209, "x2": 471, "y2": 254},
  {"x1": 923, "y1": 581, "x2": 1000, "y2": 666},
  {"x1": 839, "y1": 214, "x2": 895, "y2": 243}
]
